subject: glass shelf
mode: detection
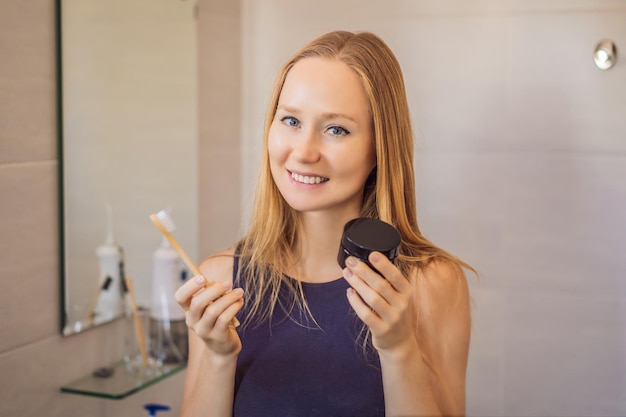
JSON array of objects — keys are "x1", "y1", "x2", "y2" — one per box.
[{"x1": 61, "y1": 360, "x2": 186, "y2": 400}]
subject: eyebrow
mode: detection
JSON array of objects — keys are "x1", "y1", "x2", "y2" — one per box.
[{"x1": 276, "y1": 105, "x2": 358, "y2": 123}]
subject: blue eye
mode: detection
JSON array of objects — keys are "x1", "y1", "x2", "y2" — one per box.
[
  {"x1": 281, "y1": 116, "x2": 300, "y2": 128},
  {"x1": 327, "y1": 126, "x2": 350, "y2": 137}
]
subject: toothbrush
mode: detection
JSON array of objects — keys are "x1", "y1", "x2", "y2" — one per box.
[
  {"x1": 84, "y1": 276, "x2": 113, "y2": 325},
  {"x1": 124, "y1": 276, "x2": 149, "y2": 367},
  {"x1": 149, "y1": 210, "x2": 240, "y2": 327}
]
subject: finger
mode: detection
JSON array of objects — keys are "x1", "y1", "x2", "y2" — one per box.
[
  {"x1": 186, "y1": 280, "x2": 231, "y2": 323},
  {"x1": 346, "y1": 287, "x2": 382, "y2": 329},
  {"x1": 367, "y1": 252, "x2": 411, "y2": 293},
  {"x1": 343, "y1": 256, "x2": 395, "y2": 305},
  {"x1": 196, "y1": 287, "x2": 244, "y2": 330},
  {"x1": 342, "y1": 267, "x2": 392, "y2": 322},
  {"x1": 174, "y1": 275, "x2": 213, "y2": 308},
  {"x1": 213, "y1": 294, "x2": 245, "y2": 330}
]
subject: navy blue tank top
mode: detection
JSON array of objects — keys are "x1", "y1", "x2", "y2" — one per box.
[{"x1": 232, "y1": 255, "x2": 385, "y2": 417}]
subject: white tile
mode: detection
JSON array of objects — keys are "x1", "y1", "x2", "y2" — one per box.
[
  {"x1": 466, "y1": 287, "x2": 507, "y2": 416},
  {"x1": 394, "y1": 17, "x2": 511, "y2": 153},
  {"x1": 418, "y1": 151, "x2": 626, "y2": 296},
  {"x1": 509, "y1": 11, "x2": 626, "y2": 153},
  {"x1": 501, "y1": 291, "x2": 626, "y2": 416},
  {"x1": 499, "y1": 153, "x2": 626, "y2": 296},
  {"x1": 416, "y1": 152, "x2": 509, "y2": 286}
]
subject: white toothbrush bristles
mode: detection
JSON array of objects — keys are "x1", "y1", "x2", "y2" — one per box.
[{"x1": 154, "y1": 209, "x2": 176, "y2": 232}]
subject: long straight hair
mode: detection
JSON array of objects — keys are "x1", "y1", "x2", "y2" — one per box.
[{"x1": 237, "y1": 30, "x2": 472, "y2": 327}]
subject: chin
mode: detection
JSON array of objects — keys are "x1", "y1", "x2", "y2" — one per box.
[{"x1": 283, "y1": 200, "x2": 323, "y2": 213}]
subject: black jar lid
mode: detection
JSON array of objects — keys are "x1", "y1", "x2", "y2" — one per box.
[{"x1": 341, "y1": 218, "x2": 401, "y2": 261}]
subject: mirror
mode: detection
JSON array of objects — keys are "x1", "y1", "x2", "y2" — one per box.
[{"x1": 59, "y1": 0, "x2": 199, "y2": 336}]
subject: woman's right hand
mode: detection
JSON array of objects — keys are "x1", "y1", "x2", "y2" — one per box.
[{"x1": 175, "y1": 275, "x2": 244, "y2": 357}]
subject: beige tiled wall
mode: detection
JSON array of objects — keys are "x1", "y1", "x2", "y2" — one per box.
[
  {"x1": 197, "y1": 0, "x2": 243, "y2": 256},
  {"x1": 0, "y1": 0, "x2": 60, "y2": 371},
  {"x1": 0, "y1": 0, "x2": 240, "y2": 416},
  {"x1": 0, "y1": 0, "x2": 57, "y2": 165}
]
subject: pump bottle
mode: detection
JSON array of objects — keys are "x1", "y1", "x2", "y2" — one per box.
[
  {"x1": 149, "y1": 236, "x2": 188, "y2": 363},
  {"x1": 94, "y1": 204, "x2": 125, "y2": 323}
]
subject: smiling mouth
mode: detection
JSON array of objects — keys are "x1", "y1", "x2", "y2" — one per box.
[{"x1": 290, "y1": 172, "x2": 329, "y2": 184}]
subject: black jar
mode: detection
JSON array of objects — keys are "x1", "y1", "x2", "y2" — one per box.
[{"x1": 337, "y1": 218, "x2": 401, "y2": 270}]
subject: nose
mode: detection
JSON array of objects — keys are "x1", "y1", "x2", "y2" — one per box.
[{"x1": 292, "y1": 130, "x2": 321, "y2": 163}]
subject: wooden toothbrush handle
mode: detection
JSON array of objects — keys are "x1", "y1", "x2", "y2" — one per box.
[
  {"x1": 154, "y1": 224, "x2": 241, "y2": 328},
  {"x1": 124, "y1": 276, "x2": 149, "y2": 367},
  {"x1": 161, "y1": 231, "x2": 203, "y2": 277}
]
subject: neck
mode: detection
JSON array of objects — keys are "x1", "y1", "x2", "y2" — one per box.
[{"x1": 290, "y1": 211, "x2": 359, "y2": 283}]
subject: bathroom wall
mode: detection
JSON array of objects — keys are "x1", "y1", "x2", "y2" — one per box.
[
  {"x1": 0, "y1": 0, "x2": 240, "y2": 416},
  {"x1": 240, "y1": 1, "x2": 626, "y2": 416},
  {"x1": 1, "y1": 0, "x2": 625, "y2": 416}
]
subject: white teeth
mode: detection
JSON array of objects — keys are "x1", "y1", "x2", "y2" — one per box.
[{"x1": 291, "y1": 172, "x2": 327, "y2": 184}]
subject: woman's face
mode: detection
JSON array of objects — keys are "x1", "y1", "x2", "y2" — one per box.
[{"x1": 268, "y1": 57, "x2": 376, "y2": 217}]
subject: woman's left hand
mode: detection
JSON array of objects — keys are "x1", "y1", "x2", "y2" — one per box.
[{"x1": 342, "y1": 252, "x2": 415, "y2": 353}]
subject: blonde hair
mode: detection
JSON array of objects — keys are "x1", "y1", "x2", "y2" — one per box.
[{"x1": 237, "y1": 30, "x2": 472, "y2": 327}]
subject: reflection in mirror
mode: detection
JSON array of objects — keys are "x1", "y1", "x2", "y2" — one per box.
[{"x1": 60, "y1": 0, "x2": 198, "y2": 336}]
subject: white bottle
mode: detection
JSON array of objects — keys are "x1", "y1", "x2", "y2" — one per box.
[
  {"x1": 94, "y1": 204, "x2": 125, "y2": 323},
  {"x1": 150, "y1": 236, "x2": 184, "y2": 321},
  {"x1": 149, "y1": 236, "x2": 188, "y2": 363}
]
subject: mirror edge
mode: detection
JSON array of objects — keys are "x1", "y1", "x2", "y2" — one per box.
[{"x1": 55, "y1": 0, "x2": 67, "y2": 335}]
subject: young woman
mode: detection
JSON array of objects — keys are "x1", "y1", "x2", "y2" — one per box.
[{"x1": 175, "y1": 30, "x2": 472, "y2": 417}]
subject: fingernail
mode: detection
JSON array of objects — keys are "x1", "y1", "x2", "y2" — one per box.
[
  {"x1": 346, "y1": 288, "x2": 355, "y2": 297},
  {"x1": 194, "y1": 276, "x2": 205, "y2": 285},
  {"x1": 343, "y1": 267, "x2": 353, "y2": 278},
  {"x1": 370, "y1": 252, "x2": 381, "y2": 263},
  {"x1": 346, "y1": 257, "x2": 357, "y2": 267},
  {"x1": 222, "y1": 281, "x2": 232, "y2": 289}
]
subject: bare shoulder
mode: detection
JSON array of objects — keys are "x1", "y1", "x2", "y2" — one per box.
[
  {"x1": 415, "y1": 258, "x2": 470, "y2": 307},
  {"x1": 198, "y1": 246, "x2": 237, "y2": 284},
  {"x1": 412, "y1": 258, "x2": 472, "y2": 415},
  {"x1": 412, "y1": 259, "x2": 471, "y2": 416},
  {"x1": 412, "y1": 257, "x2": 471, "y2": 360}
]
